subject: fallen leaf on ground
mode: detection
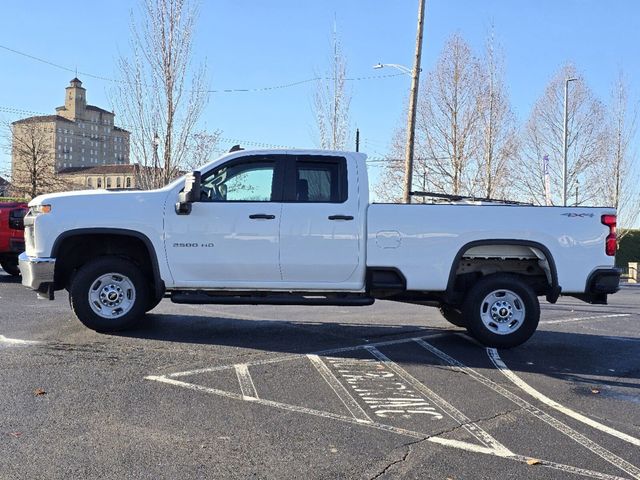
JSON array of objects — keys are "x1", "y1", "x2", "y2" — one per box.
[
  {"x1": 8, "y1": 432, "x2": 22, "y2": 438},
  {"x1": 34, "y1": 388, "x2": 46, "y2": 396},
  {"x1": 526, "y1": 458, "x2": 541, "y2": 465}
]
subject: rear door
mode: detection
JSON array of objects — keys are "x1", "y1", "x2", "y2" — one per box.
[{"x1": 279, "y1": 154, "x2": 363, "y2": 288}]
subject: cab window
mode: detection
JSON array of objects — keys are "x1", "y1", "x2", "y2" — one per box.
[
  {"x1": 201, "y1": 159, "x2": 276, "y2": 202},
  {"x1": 294, "y1": 157, "x2": 347, "y2": 203}
]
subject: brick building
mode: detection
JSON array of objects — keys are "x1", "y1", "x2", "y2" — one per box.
[
  {"x1": 11, "y1": 78, "x2": 130, "y2": 195},
  {"x1": 58, "y1": 164, "x2": 139, "y2": 190}
]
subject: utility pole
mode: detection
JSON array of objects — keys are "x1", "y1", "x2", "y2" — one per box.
[
  {"x1": 402, "y1": 0, "x2": 426, "y2": 204},
  {"x1": 355, "y1": 128, "x2": 360, "y2": 152},
  {"x1": 562, "y1": 77, "x2": 577, "y2": 207}
]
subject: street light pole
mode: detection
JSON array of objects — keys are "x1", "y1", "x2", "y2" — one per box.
[
  {"x1": 152, "y1": 131, "x2": 160, "y2": 188},
  {"x1": 403, "y1": 0, "x2": 426, "y2": 204},
  {"x1": 562, "y1": 77, "x2": 577, "y2": 207}
]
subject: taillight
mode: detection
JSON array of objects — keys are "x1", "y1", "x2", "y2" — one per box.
[
  {"x1": 8, "y1": 208, "x2": 27, "y2": 230},
  {"x1": 601, "y1": 214, "x2": 617, "y2": 256}
]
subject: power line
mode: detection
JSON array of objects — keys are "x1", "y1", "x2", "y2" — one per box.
[
  {"x1": 0, "y1": 105, "x2": 300, "y2": 151},
  {"x1": 0, "y1": 44, "x2": 115, "y2": 83},
  {"x1": 0, "y1": 43, "x2": 405, "y2": 94},
  {"x1": 0, "y1": 105, "x2": 409, "y2": 160}
]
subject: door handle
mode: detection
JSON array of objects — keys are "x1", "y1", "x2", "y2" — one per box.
[
  {"x1": 328, "y1": 215, "x2": 354, "y2": 221},
  {"x1": 249, "y1": 214, "x2": 276, "y2": 220}
]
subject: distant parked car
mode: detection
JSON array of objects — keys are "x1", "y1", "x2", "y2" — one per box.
[{"x1": 0, "y1": 202, "x2": 28, "y2": 276}]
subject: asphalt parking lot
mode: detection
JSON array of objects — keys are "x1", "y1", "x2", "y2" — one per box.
[{"x1": 1, "y1": 270, "x2": 639, "y2": 480}]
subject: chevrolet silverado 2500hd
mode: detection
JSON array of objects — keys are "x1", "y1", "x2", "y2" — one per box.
[{"x1": 19, "y1": 150, "x2": 620, "y2": 347}]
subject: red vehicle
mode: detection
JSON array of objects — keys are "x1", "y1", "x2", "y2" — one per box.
[{"x1": 0, "y1": 202, "x2": 28, "y2": 276}]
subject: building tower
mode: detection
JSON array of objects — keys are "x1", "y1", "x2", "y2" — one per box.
[{"x1": 60, "y1": 78, "x2": 87, "y2": 121}]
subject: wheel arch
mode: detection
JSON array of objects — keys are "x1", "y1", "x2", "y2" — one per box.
[
  {"x1": 51, "y1": 228, "x2": 165, "y2": 300},
  {"x1": 445, "y1": 239, "x2": 560, "y2": 304}
]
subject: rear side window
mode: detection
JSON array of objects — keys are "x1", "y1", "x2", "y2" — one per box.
[{"x1": 295, "y1": 158, "x2": 347, "y2": 203}]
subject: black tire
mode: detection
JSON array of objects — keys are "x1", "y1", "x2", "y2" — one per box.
[
  {"x1": 0, "y1": 259, "x2": 20, "y2": 277},
  {"x1": 439, "y1": 305, "x2": 467, "y2": 327},
  {"x1": 146, "y1": 293, "x2": 164, "y2": 313},
  {"x1": 462, "y1": 274, "x2": 540, "y2": 348},
  {"x1": 69, "y1": 256, "x2": 148, "y2": 332}
]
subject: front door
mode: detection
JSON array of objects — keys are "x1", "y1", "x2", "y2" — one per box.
[{"x1": 165, "y1": 155, "x2": 284, "y2": 288}]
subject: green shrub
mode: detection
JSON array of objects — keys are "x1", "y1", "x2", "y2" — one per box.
[{"x1": 617, "y1": 229, "x2": 640, "y2": 267}]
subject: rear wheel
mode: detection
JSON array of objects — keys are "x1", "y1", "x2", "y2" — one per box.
[
  {"x1": 70, "y1": 256, "x2": 148, "y2": 332},
  {"x1": 439, "y1": 305, "x2": 466, "y2": 327},
  {"x1": 463, "y1": 274, "x2": 539, "y2": 348},
  {"x1": 0, "y1": 259, "x2": 20, "y2": 277}
]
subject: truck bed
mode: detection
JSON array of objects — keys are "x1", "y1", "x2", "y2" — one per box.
[{"x1": 367, "y1": 203, "x2": 615, "y2": 293}]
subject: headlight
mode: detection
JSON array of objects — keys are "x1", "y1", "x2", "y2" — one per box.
[{"x1": 30, "y1": 204, "x2": 52, "y2": 215}]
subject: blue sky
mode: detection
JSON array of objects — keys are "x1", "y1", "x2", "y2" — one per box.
[{"x1": 1, "y1": 0, "x2": 639, "y2": 178}]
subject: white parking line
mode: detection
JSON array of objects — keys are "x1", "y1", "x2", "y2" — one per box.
[
  {"x1": 234, "y1": 364, "x2": 259, "y2": 400},
  {"x1": 487, "y1": 348, "x2": 640, "y2": 449},
  {"x1": 542, "y1": 314, "x2": 631, "y2": 325},
  {"x1": 414, "y1": 339, "x2": 640, "y2": 480},
  {"x1": 307, "y1": 354, "x2": 373, "y2": 423},
  {"x1": 147, "y1": 373, "x2": 626, "y2": 479},
  {"x1": 165, "y1": 332, "x2": 448, "y2": 379},
  {"x1": 147, "y1": 334, "x2": 639, "y2": 480},
  {"x1": 0, "y1": 335, "x2": 41, "y2": 346},
  {"x1": 366, "y1": 346, "x2": 512, "y2": 457},
  {"x1": 146, "y1": 374, "x2": 429, "y2": 438}
]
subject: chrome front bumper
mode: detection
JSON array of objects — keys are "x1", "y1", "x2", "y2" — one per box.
[{"x1": 19, "y1": 252, "x2": 56, "y2": 299}]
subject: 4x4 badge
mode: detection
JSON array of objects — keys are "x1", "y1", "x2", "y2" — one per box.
[{"x1": 561, "y1": 213, "x2": 594, "y2": 218}]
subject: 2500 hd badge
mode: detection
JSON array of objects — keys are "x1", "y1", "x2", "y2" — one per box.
[{"x1": 173, "y1": 242, "x2": 214, "y2": 248}]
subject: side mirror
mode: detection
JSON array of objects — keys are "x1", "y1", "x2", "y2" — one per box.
[{"x1": 175, "y1": 171, "x2": 201, "y2": 215}]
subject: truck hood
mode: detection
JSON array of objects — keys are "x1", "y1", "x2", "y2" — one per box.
[{"x1": 29, "y1": 188, "x2": 168, "y2": 207}]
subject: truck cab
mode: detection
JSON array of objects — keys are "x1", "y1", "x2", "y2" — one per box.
[{"x1": 167, "y1": 151, "x2": 367, "y2": 291}]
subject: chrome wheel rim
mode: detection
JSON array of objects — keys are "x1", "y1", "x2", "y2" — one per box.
[
  {"x1": 479, "y1": 289, "x2": 525, "y2": 335},
  {"x1": 88, "y1": 273, "x2": 136, "y2": 319}
]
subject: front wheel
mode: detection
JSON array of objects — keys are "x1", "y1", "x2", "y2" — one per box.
[
  {"x1": 463, "y1": 274, "x2": 539, "y2": 348},
  {"x1": 70, "y1": 256, "x2": 148, "y2": 332},
  {"x1": 145, "y1": 292, "x2": 165, "y2": 313}
]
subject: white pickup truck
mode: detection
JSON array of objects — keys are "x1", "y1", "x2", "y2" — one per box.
[{"x1": 19, "y1": 149, "x2": 620, "y2": 348}]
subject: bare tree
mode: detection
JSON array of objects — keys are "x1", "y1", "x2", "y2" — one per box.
[
  {"x1": 595, "y1": 72, "x2": 639, "y2": 232},
  {"x1": 376, "y1": 34, "x2": 482, "y2": 200},
  {"x1": 185, "y1": 129, "x2": 222, "y2": 171},
  {"x1": 373, "y1": 127, "x2": 407, "y2": 203},
  {"x1": 112, "y1": 0, "x2": 216, "y2": 189},
  {"x1": 475, "y1": 32, "x2": 518, "y2": 198},
  {"x1": 419, "y1": 34, "x2": 482, "y2": 196},
  {"x1": 5, "y1": 120, "x2": 71, "y2": 199},
  {"x1": 517, "y1": 64, "x2": 606, "y2": 205},
  {"x1": 313, "y1": 26, "x2": 351, "y2": 150}
]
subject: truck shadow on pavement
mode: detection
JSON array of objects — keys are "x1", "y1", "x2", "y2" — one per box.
[
  {"x1": 0, "y1": 273, "x2": 20, "y2": 284},
  {"x1": 117, "y1": 312, "x2": 640, "y2": 390}
]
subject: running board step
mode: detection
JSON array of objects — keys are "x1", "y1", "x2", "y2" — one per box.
[{"x1": 170, "y1": 291, "x2": 375, "y2": 306}]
